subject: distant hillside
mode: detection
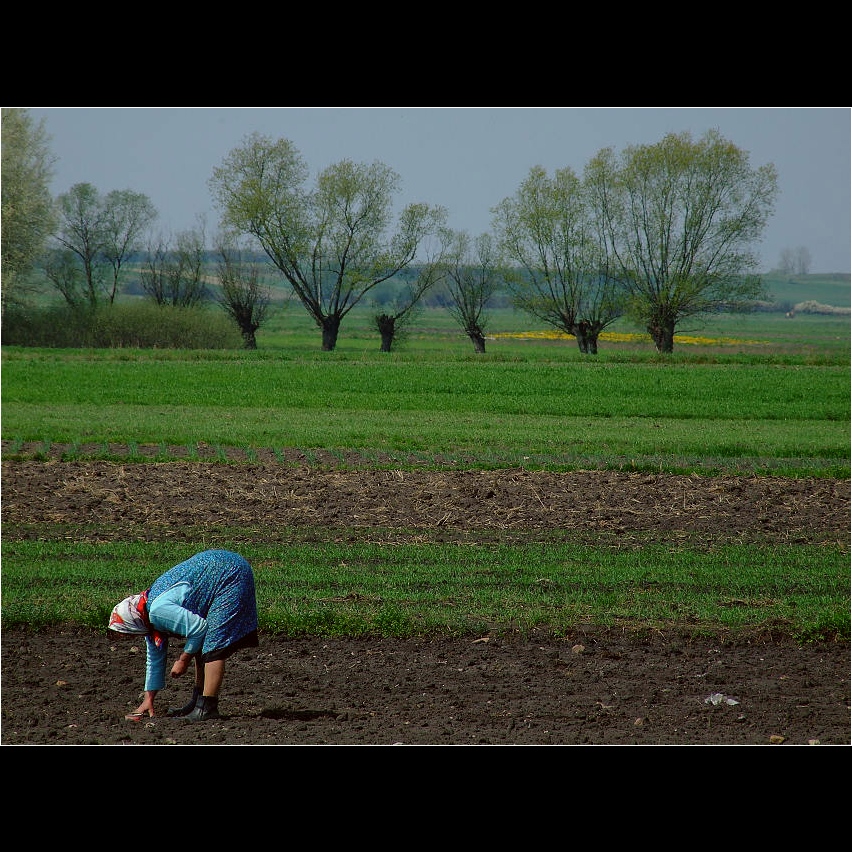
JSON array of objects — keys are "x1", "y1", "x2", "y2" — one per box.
[{"x1": 763, "y1": 272, "x2": 850, "y2": 309}]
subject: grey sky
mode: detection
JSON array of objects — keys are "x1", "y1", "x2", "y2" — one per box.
[{"x1": 22, "y1": 107, "x2": 852, "y2": 273}]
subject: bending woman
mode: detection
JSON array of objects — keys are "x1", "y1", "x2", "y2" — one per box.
[{"x1": 108, "y1": 549, "x2": 259, "y2": 721}]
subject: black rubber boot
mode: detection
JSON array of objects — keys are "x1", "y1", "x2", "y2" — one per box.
[
  {"x1": 167, "y1": 686, "x2": 202, "y2": 717},
  {"x1": 184, "y1": 695, "x2": 220, "y2": 721}
]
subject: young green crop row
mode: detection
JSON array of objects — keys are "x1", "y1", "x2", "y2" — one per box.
[
  {"x1": 2, "y1": 539, "x2": 847, "y2": 642},
  {"x1": 2, "y1": 346, "x2": 848, "y2": 477}
]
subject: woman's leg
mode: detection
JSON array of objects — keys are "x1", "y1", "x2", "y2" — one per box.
[
  {"x1": 202, "y1": 659, "x2": 225, "y2": 696},
  {"x1": 185, "y1": 660, "x2": 225, "y2": 720}
]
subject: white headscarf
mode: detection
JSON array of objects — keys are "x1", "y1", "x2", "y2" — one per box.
[{"x1": 109, "y1": 593, "x2": 149, "y2": 635}]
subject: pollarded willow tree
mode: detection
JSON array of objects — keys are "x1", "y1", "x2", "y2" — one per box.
[
  {"x1": 209, "y1": 132, "x2": 447, "y2": 351},
  {"x1": 442, "y1": 230, "x2": 505, "y2": 354},
  {"x1": 585, "y1": 129, "x2": 779, "y2": 353},
  {"x1": 373, "y1": 215, "x2": 451, "y2": 353},
  {"x1": 492, "y1": 165, "x2": 625, "y2": 355},
  {"x1": 215, "y1": 238, "x2": 273, "y2": 350}
]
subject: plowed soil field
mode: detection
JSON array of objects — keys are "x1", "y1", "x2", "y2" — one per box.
[{"x1": 2, "y1": 449, "x2": 849, "y2": 746}]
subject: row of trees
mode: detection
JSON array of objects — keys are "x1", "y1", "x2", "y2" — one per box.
[
  {"x1": 3, "y1": 109, "x2": 781, "y2": 354},
  {"x1": 206, "y1": 129, "x2": 779, "y2": 354}
]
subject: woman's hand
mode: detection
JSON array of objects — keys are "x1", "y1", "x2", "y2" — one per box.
[
  {"x1": 126, "y1": 691, "x2": 156, "y2": 721},
  {"x1": 170, "y1": 653, "x2": 191, "y2": 678}
]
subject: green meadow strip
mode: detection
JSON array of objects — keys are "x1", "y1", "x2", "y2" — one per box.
[
  {"x1": 2, "y1": 351, "x2": 848, "y2": 421},
  {"x1": 2, "y1": 540, "x2": 847, "y2": 642},
  {"x1": 3, "y1": 404, "x2": 847, "y2": 476},
  {"x1": 3, "y1": 347, "x2": 847, "y2": 479}
]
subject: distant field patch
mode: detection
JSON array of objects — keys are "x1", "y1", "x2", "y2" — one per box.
[{"x1": 493, "y1": 330, "x2": 770, "y2": 346}]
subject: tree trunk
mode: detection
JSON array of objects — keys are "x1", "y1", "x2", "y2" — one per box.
[
  {"x1": 467, "y1": 331, "x2": 486, "y2": 353},
  {"x1": 572, "y1": 320, "x2": 602, "y2": 355},
  {"x1": 648, "y1": 319, "x2": 675, "y2": 353},
  {"x1": 376, "y1": 314, "x2": 396, "y2": 352},
  {"x1": 573, "y1": 320, "x2": 590, "y2": 354},
  {"x1": 321, "y1": 315, "x2": 341, "y2": 351},
  {"x1": 239, "y1": 320, "x2": 259, "y2": 350}
]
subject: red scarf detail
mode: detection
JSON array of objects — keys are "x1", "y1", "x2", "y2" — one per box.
[{"x1": 136, "y1": 589, "x2": 165, "y2": 649}]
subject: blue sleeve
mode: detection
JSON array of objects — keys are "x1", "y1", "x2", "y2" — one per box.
[
  {"x1": 179, "y1": 610, "x2": 208, "y2": 655},
  {"x1": 148, "y1": 583, "x2": 208, "y2": 656},
  {"x1": 144, "y1": 634, "x2": 168, "y2": 692}
]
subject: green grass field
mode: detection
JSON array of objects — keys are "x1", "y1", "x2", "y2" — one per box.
[
  {"x1": 2, "y1": 315, "x2": 848, "y2": 476},
  {"x1": 2, "y1": 538, "x2": 847, "y2": 642}
]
